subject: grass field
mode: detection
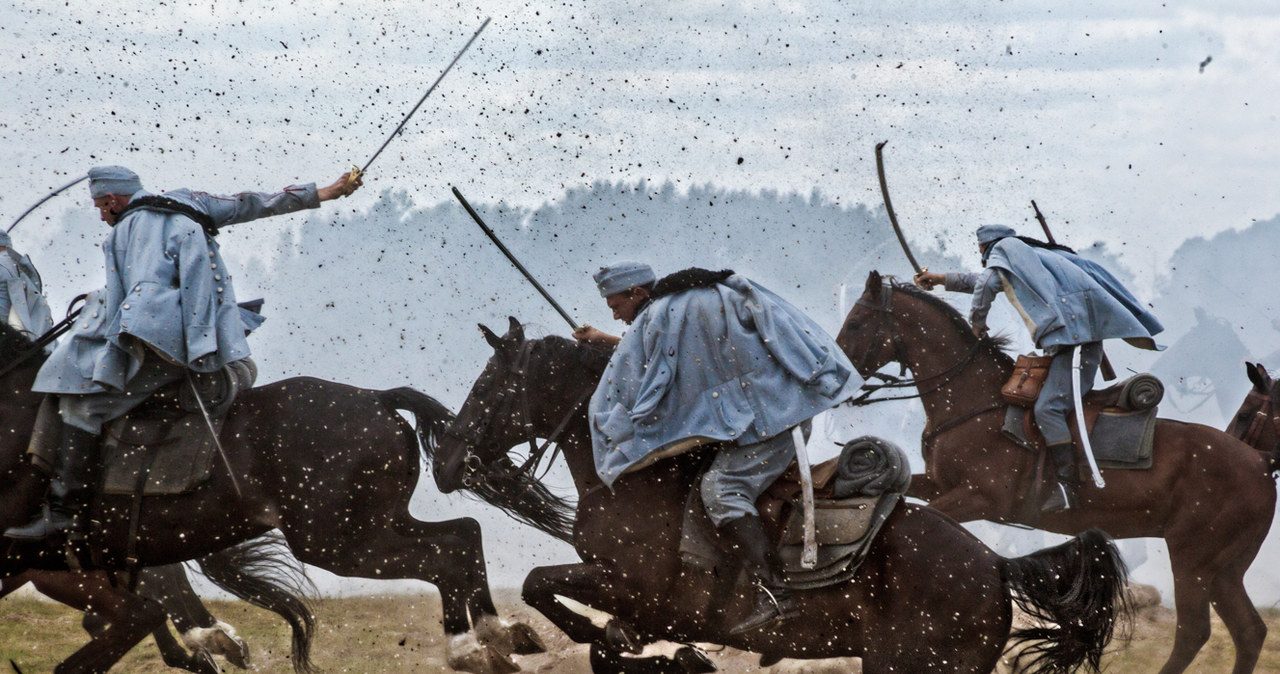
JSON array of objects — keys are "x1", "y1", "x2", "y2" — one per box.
[{"x1": 3, "y1": 588, "x2": 1280, "y2": 672}]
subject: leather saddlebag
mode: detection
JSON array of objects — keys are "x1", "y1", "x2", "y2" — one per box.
[{"x1": 1001, "y1": 353, "x2": 1054, "y2": 407}]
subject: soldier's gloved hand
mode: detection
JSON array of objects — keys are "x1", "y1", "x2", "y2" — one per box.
[{"x1": 914, "y1": 271, "x2": 943, "y2": 290}]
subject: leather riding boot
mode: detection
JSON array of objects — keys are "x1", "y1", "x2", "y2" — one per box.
[
  {"x1": 5, "y1": 424, "x2": 102, "y2": 541},
  {"x1": 1041, "y1": 441, "x2": 1080, "y2": 514},
  {"x1": 720, "y1": 515, "x2": 799, "y2": 635}
]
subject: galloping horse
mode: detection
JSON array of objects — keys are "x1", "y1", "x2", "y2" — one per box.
[
  {"x1": 433, "y1": 320, "x2": 1130, "y2": 674},
  {"x1": 837, "y1": 271, "x2": 1277, "y2": 674},
  {"x1": 0, "y1": 321, "x2": 554, "y2": 674},
  {"x1": 1228, "y1": 363, "x2": 1280, "y2": 462}
]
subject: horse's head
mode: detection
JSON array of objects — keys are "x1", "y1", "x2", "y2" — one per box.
[
  {"x1": 1227, "y1": 362, "x2": 1280, "y2": 454},
  {"x1": 836, "y1": 270, "x2": 903, "y2": 377},
  {"x1": 435, "y1": 317, "x2": 533, "y2": 493}
]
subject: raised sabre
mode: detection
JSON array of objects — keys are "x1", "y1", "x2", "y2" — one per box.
[
  {"x1": 874, "y1": 141, "x2": 925, "y2": 276},
  {"x1": 452, "y1": 187, "x2": 579, "y2": 331},
  {"x1": 7, "y1": 175, "x2": 88, "y2": 234},
  {"x1": 348, "y1": 17, "x2": 491, "y2": 184}
]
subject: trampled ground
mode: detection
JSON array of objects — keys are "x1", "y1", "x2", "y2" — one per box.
[{"x1": 3, "y1": 589, "x2": 1279, "y2": 672}]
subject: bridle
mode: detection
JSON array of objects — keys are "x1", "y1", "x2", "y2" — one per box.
[
  {"x1": 446, "y1": 340, "x2": 593, "y2": 489},
  {"x1": 846, "y1": 281, "x2": 985, "y2": 406},
  {"x1": 1236, "y1": 386, "x2": 1280, "y2": 456}
]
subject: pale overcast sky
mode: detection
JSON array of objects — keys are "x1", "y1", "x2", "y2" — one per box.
[{"x1": 3, "y1": 1, "x2": 1278, "y2": 268}]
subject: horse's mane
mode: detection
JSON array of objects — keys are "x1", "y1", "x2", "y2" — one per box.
[
  {"x1": 0, "y1": 321, "x2": 41, "y2": 363},
  {"x1": 888, "y1": 279, "x2": 1015, "y2": 366},
  {"x1": 534, "y1": 335, "x2": 612, "y2": 379}
]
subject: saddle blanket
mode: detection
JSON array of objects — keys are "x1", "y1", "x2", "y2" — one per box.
[
  {"x1": 101, "y1": 415, "x2": 219, "y2": 495},
  {"x1": 1003, "y1": 404, "x2": 1156, "y2": 470}
]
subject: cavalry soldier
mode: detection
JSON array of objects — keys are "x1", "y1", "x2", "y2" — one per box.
[
  {"x1": 914, "y1": 224, "x2": 1162, "y2": 512},
  {"x1": 0, "y1": 230, "x2": 53, "y2": 340},
  {"x1": 574, "y1": 262, "x2": 864, "y2": 635},
  {"x1": 5, "y1": 165, "x2": 362, "y2": 541}
]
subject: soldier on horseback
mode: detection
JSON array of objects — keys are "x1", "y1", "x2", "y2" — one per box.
[
  {"x1": 574, "y1": 262, "x2": 865, "y2": 635},
  {"x1": 5, "y1": 165, "x2": 362, "y2": 541},
  {"x1": 914, "y1": 224, "x2": 1162, "y2": 512},
  {"x1": 0, "y1": 230, "x2": 53, "y2": 342}
]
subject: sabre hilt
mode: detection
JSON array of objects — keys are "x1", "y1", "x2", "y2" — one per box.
[{"x1": 347, "y1": 165, "x2": 364, "y2": 189}]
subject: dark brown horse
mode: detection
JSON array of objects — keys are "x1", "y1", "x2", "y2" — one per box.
[
  {"x1": 1227, "y1": 363, "x2": 1280, "y2": 463},
  {"x1": 836, "y1": 271, "x2": 1277, "y2": 674},
  {"x1": 434, "y1": 320, "x2": 1130, "y2": 674},
  {"x1": 0, "y1": 322, "x2": 558, "y2": 674},
  {"x1": 2, "y1": 533, "x2": 313, "y2": 673}
]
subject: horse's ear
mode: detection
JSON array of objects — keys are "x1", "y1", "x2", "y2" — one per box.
[
  {"x1": 1247, "y1": 362, "x2": 1265, "y2": 390},
  {"x1": 506, "y1": 316, "x2": 525, "y2": 341},
  {"x1": 479, "y1": 323, "x2": 504, "y2": 351},
  {"x1": 865, "y1": 270, "x2": 883, "y2": 299}
]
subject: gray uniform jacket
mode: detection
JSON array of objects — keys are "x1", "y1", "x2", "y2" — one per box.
[
  {"x1": 33, "y1": 185, "x2": 319, "y2": 395},
  {"x1": 0, "y1": 250, "x2": 53, "y2": 340},
  {"x1": 591, "y1": 274, "x2": 865, "y2": 487},
  {"x1": 945, "y1": 238, "x2": 1163, "y2": 351}
]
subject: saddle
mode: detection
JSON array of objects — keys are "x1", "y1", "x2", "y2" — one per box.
[
  {"x1": 27, "y1": 360, "x2": 257, "y2": 497},
  {"x1": 1002, "y1": 372, "x2": 1162, "y2": 469},
  {"x1": 680, "y1": 436, "x2": 909, "y2": 591},
  {"x1": 101, "y1": 359, "x2": 257, "y2": 496}
]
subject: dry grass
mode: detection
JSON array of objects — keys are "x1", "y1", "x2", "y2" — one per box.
[{"x1": 3, "y1": 588, "x2": 1280, "y2": 672}]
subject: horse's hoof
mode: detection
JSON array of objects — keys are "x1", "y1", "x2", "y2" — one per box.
[
  {"x1": 193, "y1": 650, "x2": 220, "y2": 674},
  {"x1": 605, "y1": 619, "x2": 644, "y2": 654},
  {"x1": 506, "y1": 621, "x2": 546, "y2": 655},
  {"x1": 447, "y1": 632, "x2": 521, "y2": 674},
  {"x1": 675, "y1": 646, "x2": 717, "y2": 673},
  {"x1": 758, "y1": 652, "x2": 783, "y2": 667},
  {"x1": 183, "y1": 621, "x2": 250, "y2": 669}
]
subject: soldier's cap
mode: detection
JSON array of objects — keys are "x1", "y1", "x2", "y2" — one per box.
[
  {"x1": 88, "y1": 166, "x2": 144, "y2": 199},
  {"x1": 593, "y1": 261, "x2": 656, "y2": 297},
  {"x1": 0, "y1": 231, "x2": 10, "y2": 248},
  {"x1": 976, "y1": 224, "x2": 1017, "y2": 245}
]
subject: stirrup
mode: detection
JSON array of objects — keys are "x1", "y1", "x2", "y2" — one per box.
[{"x1": 1041, "y1": 483, "x2": 1076, "y2": 513}]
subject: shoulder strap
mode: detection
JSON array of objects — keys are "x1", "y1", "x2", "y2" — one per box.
[{"x1": 117, "y1": 195, "x2": 218, "y2": 237}]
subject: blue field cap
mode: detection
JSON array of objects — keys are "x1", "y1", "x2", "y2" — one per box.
[
  {"x1": 976, "y1": 224, "x2": 1017, "y2": 245},
  {"x1": 593, "y1": 261, "x2": 656, "y2": 297},
  {"x1": 88, "y1": 166, "x2": 143, "y2": 199}
]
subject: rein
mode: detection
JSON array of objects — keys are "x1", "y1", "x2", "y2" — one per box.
[
  {"x1": 449, "y1": 340, "x2": 592, "y2": 488},
  {"x1": 847, "y1": 282, "x2": 984, "y2": 406},
  {"x1": 0, "y1": 294, "x2": 88, "y2": 379}
]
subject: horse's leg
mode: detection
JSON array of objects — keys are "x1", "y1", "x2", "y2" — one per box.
[
  {"x1": 54, "y1": 590, "x2": 166, "y2": 674},
  {"x1": 391, "y1": 514, "x2": 545, "y2": 657},
  {"x1": 137, "y1": 564, "x2": 251, "y2": 670},
  {"x1": 522, "y1": 562, "x2": 616, "y2": 646},
  {"x1": 1210, "y1": 558, "x2": 1267, "y2": 673},
  {"x1": 83, "y1": 610, "x2": 217, "y2": 674},
  {"x1": 285, "y1": 517, "x2": 522, "y2": 674},
  {"x1": 1158, "y1": 552, "x2": 1214, "y2": 674}
]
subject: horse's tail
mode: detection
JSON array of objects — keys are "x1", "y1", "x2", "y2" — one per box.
[
  {"x1": 196, "y1": 532, "x2": 318, "y2": 674},
  {"x1": 377, "y1": 386, "x2": 455, "y2": 465},
  {"x1": 1000, "y1": 527, "x2": 1130, "y2": 674}
]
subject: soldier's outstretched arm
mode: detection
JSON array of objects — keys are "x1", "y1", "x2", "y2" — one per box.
[{"x1": 193, "y1": 171, "x2": 363, "y2": 229}]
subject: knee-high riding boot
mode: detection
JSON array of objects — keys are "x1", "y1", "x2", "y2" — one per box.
[
  {"x1": 1041, "y1": 441, "x2": 1080, "y2": 513},
  {"x1": 4, "y1": 424, "x2": 101, "y2": 541},
  {"x1": 720, "y1": 515, "x2": 800, "y2": 635}
]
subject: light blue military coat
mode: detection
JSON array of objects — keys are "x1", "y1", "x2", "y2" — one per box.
[
  {"x1": 591, "y1": 274, "x2": 865, "y2": 486},
  {"x1": 948, "y1": 237, "x2": 1163, "y2": 350},
  {"x1": 33, "y1": 185, "x2": 319, "y2": 395},
  {"x1": 0, "y1": 250, "x2": 53, "y2": 340}
]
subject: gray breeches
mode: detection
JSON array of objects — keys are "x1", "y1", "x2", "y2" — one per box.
[
  {"x1": 1035, "y1": 342, "x2": 1102, "y2": 445},
  {"x1": 700, "y1": 430, "x2": 796, "y2": 527},
  {"x1": 59, "y1": 358, "x2": 187, "y2": 433}
]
